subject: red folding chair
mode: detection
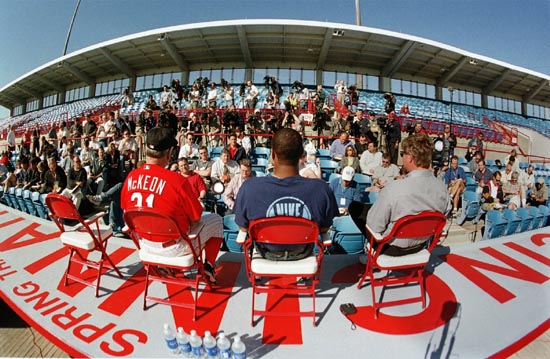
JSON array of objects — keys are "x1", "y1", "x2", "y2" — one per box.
[
  {"x1": 123, "y1": 207, "x2": 212, "y2": 321},
  {"x1": 45, "y1": 193, "x2": 123, "y2": 297},
  {"x1": 357, "y1": 211, "x2": 447, "y2": 318},
  {"x1": 242, "y1": 216, "x2": 330, "y2": 326}
]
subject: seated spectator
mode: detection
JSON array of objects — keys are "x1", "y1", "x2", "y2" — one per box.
[
  {"x1": 349, "y1": 134, "x2": 451, "y2": 258},
  {"x1": 234, "y1": 126, "x2": 252, "y2": 155},
  {"x1": 444, "y1": 155, "x2": 466, "y2": 216},
  {"x1": 366, "y1": 153, "x2": 400, "y2": 192},
  {"x1": 192, "y1": 146, "x2": 214, "y2": 187},
  {"x1": 474, "y1": 159, "x2": 493, "y2": 190},
  {"x1": 524, "y1": 165, "x2": 535, "y2": 191},
  {"x1": 354, "y1": 133, "x2": 369, "y2": 156},
  {"x1": 223, "y1": 159, "x2": 253, "y2": 212},
  {"x1": 86, "y1": 146, "x2": 106, "y2": 195},
  {"x1": 500, "y1": 162, "x2": 514, "y2": 184},
  {"x1": 178, "y1": 133, "x2": 200, "y2": 159},
  {"x1": 365, "y1": 111, "x2": 380, "y2": 144},
  {"x1": 44, "y1": 156, "x2": 67, "y2": 194},
  {"x1": 467, "y1": 150, "x2": 483, "y2": 173},
  {"x1": 528, "y1": 177, "x2": 548, "y2": 207},
  {"x1": 339, "y1": 145, "x2": 361, "y2": 174},
  {"x1": 225, "y1": 133, "x2": 247, "y2": 162},
  {"x1": 79, "y1": 139, "x2": 95, "y2": 167},
  {"x1": 329, "y1": 166, "x2": 362, "y2": 215},
  {"x1": 464, "y1": 143, "x2": 478, "y2": 163},
  {"x1": 299, "y1": 151, "x2": 321, "y2": 179},
  {"x1": 118, "y1": 130, "x2": 139, "y2": 172},
  {"x1": 211, "y1": 149, "x2": 240, "y2": 186},
  {"x1": 234, "y1": 128, "x2": 338, "y2": 261},
  {"x1": 61, "y1": 155, "x2": 87, "y2": 210},
  {"x1": 359, "y1": 141, "x2": 382, "y2": 176},
  {"x1": 329, "y1": 131, "x2": 351, "y2": 161},
  {"x1": 412, "y1": 121, "x2": 426, "y2": 135},
  {"x1": 178, "y1": 157, "x2": 207, "y2": 204},
  {"x1": 502, "y1": 171, "x2": 523, "y2": 209},
  {"x1": 400, "y1": 103, "x2": 410, "y2": 115},
  {"x1": 504, "y1": 149, "x2": 520, "y2": 172}
]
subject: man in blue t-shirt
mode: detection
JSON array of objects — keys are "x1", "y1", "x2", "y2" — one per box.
[{"x1": 234, "y1": 128, "x2": 339, "y2": 260}]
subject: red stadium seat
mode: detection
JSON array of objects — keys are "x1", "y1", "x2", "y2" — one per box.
[
  {"x1": 123, "y1": 208, "x2": 212, "y2": 321},
  {"x1": 45, "y1": 193, "x2": 123, "y2": 297},
  {"x1": 357, "y1": 211, "x2": 447, "y2": 318},
  {"x1": 242, "y1": 216, "x2": 329, "y2": 326}
]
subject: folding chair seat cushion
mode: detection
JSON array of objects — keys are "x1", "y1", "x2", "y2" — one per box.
[
  {"x1": 249, "y1": 249, "x2": 318, "y2": 275},
  {"x1": 376, "y1": 249, "x2": 430, "y2": 268},
  {"x1": 138, "y1": 249, "x2": 195, "y2": 267},
  {"x1": 60, "y1": 224, "x2": 113, "y2": 250}
]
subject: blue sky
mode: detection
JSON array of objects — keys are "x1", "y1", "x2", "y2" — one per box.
[{"x1": 1, "y1": 0, "x2": 549, "y2": 118}]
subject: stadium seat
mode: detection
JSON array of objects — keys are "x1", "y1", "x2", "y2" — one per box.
[
  {"x1": 482, "y1": 210, "x2": 508, "y2": 240},
  {"x1": 353, "y1": 173, "x2": 372, "y2": 192},
  {"x1": 22, "y1": 189, "x2": 37, "y2": 216},
  {"x1": 123, "y1": 207, "x2": 213, "y2": 320},
  {"x1": 528, "y1": 206, "x2": 541, "y2": 229},
  {"x1": 515, "y1": 207, "x2": 534, "y2": 232},
  {"x1": 15, "y1": 188, "x2": 28, "y2": 214},
  {"x1": 45, "y1": 193, "x2": 123, "y2": 297},
  {"x1": 503, "y1": 208, "x2": 522, "y2": 235},
  {"x1": 357, "y1": 211, "x2": 447, "y2": 318},
  {"x1": 223, "y1": 214, "x2": 242, "y2": 253},
  {"x1": 7, "y1": 187, "x2": 19, "y2": 211},
  {"x1": 240, "y1": 216, "x2": 329, "y2": 326},
  {"x1": 537, "y1": 205, "x2": 549, "y2": 228},
  {"x1": 329, "y1": 215, "x2": 365, "y2": 254},
  {"x1": 456, "y1": 191, "x2": 481, "y2": 225},
  {"x1": 319, "y1": 160, "x2": 339, "y2": 182},
  {"x1": 251, "y1": 158, "x2": 269, "y2": 173},
  {"x1": 316, "y1": 148, "x2": 331, "y2": 160},
  {"x1": 251, "y1": 147, "x2": 270, "y2": 159}
]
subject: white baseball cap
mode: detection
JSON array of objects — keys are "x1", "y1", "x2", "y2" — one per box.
[{"x1": 342, "y1": 166, "x2": 355, "y2": 181}]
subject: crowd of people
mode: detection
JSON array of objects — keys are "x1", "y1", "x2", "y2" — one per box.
[{"x1": 1, "y1": 80, "x2": 548, "y2": 284}]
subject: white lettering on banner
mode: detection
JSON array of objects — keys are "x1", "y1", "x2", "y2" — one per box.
[
  {"x1": 11, "y1": 280, "x2": 148, "y2": 357},
  {"x1": 127, "y1": 174, "x2": 166, "y2": 195}
]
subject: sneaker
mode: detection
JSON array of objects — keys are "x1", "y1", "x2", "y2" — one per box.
[
  {"x1": 87, "y1": 194, "x2": 102, "y2": 206},
  {"x1": 203, "y1": 262, "x2": 217, "y2": 284}
]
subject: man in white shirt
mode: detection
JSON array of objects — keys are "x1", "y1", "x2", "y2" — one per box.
[
  {"x1": 207, "y1": 83, "x2": 218, "y2": 108},
  {"x1": 235, "y1": 126, "x2": 251, "y2": 154},
  {"x1": 7, "y1": 125, "x2": 16, "y2": 151},
  {"x1": 245, "y1": 80, "x2": 258, "y2": 109},
  {"x1": 210, "y1": 149, "x2": 240, "y2": 186},
  {"x1": 178, "y1": 133, "x2": 200, "y2": 159},
  {"x1": 359, "y1": 142, "x2": 382, "y2": 175},
  {"x1": 223, "y1": 159, "x2": 253, "y2": 211}
]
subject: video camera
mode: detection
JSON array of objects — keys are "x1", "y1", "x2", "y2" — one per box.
[
  {"x1": 220, "y1": 78, "x2": 229, "y2": 88},
  {"x1": 239, "y1": 83, "x2": 247, "y2": 97},
  {"x1": 291, "y1": 80, "x2": 304, "y2": 91}
]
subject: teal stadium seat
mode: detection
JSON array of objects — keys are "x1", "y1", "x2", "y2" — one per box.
[
  {"x1": 329, "y1": 215, "x2": 365, "y2": 254},
  {"x1": 503, "y1": 208, "x2": 522, "y2": 235},
  {"x1": 456, "y1": 191, "x2": 481, "y2": 225},
  {"x1": 482, "y1": 210, "x2": 508, "y2": 240},
  {"x1": 223, "y1": 214, "x2": 242, "y2": 253},
  {"x1": 515, "y1": 207, "x2": 534, "y2": 232}
]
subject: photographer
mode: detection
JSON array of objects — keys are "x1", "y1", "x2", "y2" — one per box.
[
  {"x1": 222, "y1": 104, "x2": 242, "y2": 134},
  {"x1": 265, "y1": 76, "x2": 283, "y2": 106},
  {"x1": 385, "y1": 112, "x2": 401, "y2": 165},
  {"x1": 247, "y1": 109, "x2": 266, "y2": 147},
  {"x1": 334, "y1": 80, "x2": 347, "y2": 104},
  {"x1": 312, "y1": 107, "x2": 332, "y2": 148},
  {"x1": 221, "y1": 79, "x2": 234, "y2": 108},
  {"x1": 383, "y1": 92, "x2": 396, "y2": 114},
  {"x1": 313, "y1": 84, "x2": 326, "y2": 111}
]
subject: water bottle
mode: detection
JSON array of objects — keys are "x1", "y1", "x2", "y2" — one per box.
[
  {"x1": 232, "y1": 335, "x2": 246, "y2": 359},
  {"x1": 176, "y1": 327, "x2": 192, "y2": 358},
  {"x1": 189, "y1": 330, "x2": 203, "y2": 358},
  {"x1": 163, "y1": 323, "x2": 179, "y2": 354},
  {"x1": 203, "y1": 330, "x2": 218, "y2": 358},
  {"x1": 217, "y1": 332, "x2": 232, "y2": 359}
]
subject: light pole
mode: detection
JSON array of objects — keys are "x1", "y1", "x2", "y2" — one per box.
[{"x1": 62, "y1": 0, "x2": 82, "y2": 56}]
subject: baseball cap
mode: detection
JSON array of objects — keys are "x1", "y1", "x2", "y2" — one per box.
[
  {"x1": 537, "y1": 177, "x2": 545, "y2": 184},
  {"x1": 146, "y1": 127, "x2": 177, "y2": 151},
  {"x1": 341, "y1": 166, "x2": 355, "y2": 181}
]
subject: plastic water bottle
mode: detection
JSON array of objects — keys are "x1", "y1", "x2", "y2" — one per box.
[
  {"x1": 163, "y1": 323, "x2": 179, "y2": 354},
  {"x1": 189, "y1": 330, "x2": 203, "y2": 358},
  {"x1": 203, "y1": 330, "x2": 218, "y2": 358},
  {"x1": 232, "y1": 336, "x2": 246, "y2": 359},
  {"x1": 176, "y1": 327, "x2": 192, "y2": 358},
  {"x1": 217, "y1": 332, "x2": 232, "y2": 359}
]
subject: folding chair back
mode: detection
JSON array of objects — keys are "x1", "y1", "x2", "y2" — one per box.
[
  {"x1": 243, "y1": 216, "x2": 326, "y2": 326},
  {"x1": 45, "y1": 193, "x2": 122, "y2": 297},
  {"x1": 358, "y1": 211, "x2": 447, "y2": 318},
  {"x1": 123, "y1": 207, "x2": 210, "y2": 320}
]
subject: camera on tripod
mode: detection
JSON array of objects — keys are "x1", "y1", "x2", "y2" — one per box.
[{"x1": 291, "y1": 80, "x2": 304, "y2": 92}]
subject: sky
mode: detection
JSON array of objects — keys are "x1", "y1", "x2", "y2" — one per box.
[{"x1": 0, "y1": 0, "x2": 549, "y2": 118}]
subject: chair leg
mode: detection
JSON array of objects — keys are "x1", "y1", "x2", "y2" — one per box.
[
  {"x1": 143, "y1": 265, "x2": 150, "y2": 310},
  {"x1": 251, "y1": 281, "x2": 256, "y2": 327},
  {"x1": 95, "y1": 259, "x2": 103, "y2": 297},
  {"x1": 64, "y1": 249, "x2": 75, "y2": 287}
]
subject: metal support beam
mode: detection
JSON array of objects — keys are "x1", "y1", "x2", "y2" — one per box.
[
  {"x1": 381, "y1": 41, "x2": 417, "y2": 78},
  {"x1": 0, "y1": 92, "x2": 25, "y2": 105},
  {"x1": 483, "y1": 69, "x2": 511, "y2": 95},
  {"x1": 99, "y1": 48, "x2": 136, "y2": 78},
  {"x1": 437, "y1": 56, "x2": 468, "y2": 87},
  {"x1": 34, "y1": 74, "x2": 65, "y2": 93},
  {"x1": 159, "y1": 38, "x2": 189, "y2": 72},
  {"x1": 14, "y1": 84, "x2": 42, "y2": 100},
  {"x1": 236, "y1": 25, "x2": 253, "y2": 68},
  {"x1": 522, "y1": 79, "x2": 548, "y2": 103},
  {"x1": 317, "y1": 29, "x2": 333, "y2": 70},
  {"x1": 62, "y1": 62, "x2": 95, "y2": 85}
]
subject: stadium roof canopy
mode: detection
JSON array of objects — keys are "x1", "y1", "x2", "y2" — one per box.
[{"x1": 1, "y1": 19, "x2": 549, "y2": 111}]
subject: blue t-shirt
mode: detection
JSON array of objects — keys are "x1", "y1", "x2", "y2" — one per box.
[{"x1": 234, "y1": 175, "x2": 339, "y2": 230}]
